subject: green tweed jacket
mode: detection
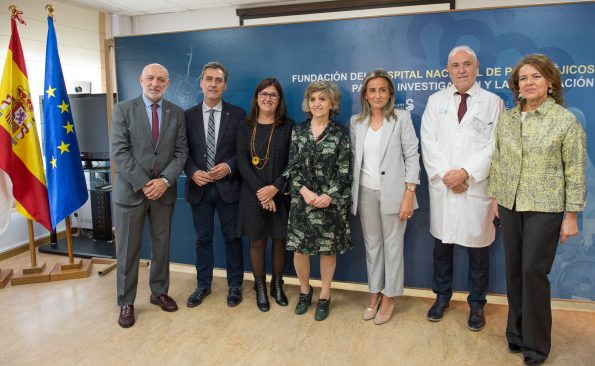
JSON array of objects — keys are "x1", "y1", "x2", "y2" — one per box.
[{"x1": 487, "y1": 97, "x2": 586, "y2": 212}]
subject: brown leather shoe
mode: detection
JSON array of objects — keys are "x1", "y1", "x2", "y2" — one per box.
[
  {"x1": 118, "y1": 305, "x2": 135, "y2": 328},
  {"x1": 150, "y1": 294, "x2": 178, "y2": 312}
]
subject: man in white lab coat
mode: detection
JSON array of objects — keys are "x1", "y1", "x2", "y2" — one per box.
[{"x1": 421, "y1": 45, "x2": 504, "y2": 331}]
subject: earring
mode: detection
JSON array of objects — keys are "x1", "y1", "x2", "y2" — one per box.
[{"x1": 548, "y1": 86, "x2": 553, "y2": 94}]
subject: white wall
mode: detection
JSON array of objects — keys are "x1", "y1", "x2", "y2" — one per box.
[
  {"x1": 0, "y1": 0, "x2": 102, "y2": 252},
  {"x1": 129, "y1": 0, "x2": 594, "y2": 34}
]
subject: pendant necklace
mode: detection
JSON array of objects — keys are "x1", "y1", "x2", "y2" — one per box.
[{"x1": 250, "y1": 122, "x2": 275, "y2": 170}]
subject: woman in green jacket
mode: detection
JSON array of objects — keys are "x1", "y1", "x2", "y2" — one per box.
[{"x1": 488, "y1": 54, "x2": 586, "y2": 366}]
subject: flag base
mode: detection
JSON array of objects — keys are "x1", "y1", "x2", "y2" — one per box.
[
  {"x1": 11, "y1": 262, "x2": 51, "y2": 285},
  {"x1": 91, "y1": 257, "x2": 117, "y2": 277},
  {"x1": 50, "y1": 258, "x2": 92, "y2": 281},
  {"x1": 0, "y1": 268, "x2": 14, "y2": 288}
]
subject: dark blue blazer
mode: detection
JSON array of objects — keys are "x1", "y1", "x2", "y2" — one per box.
[{"x1": 184, "y1": 100, "x2": 246, "y2": 204}]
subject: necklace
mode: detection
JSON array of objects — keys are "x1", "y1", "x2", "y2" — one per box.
[
  {"x1": 311, "y1": 120, "x2": 329, "y2": 142},
  {"x1": 250, "y1": 122, "x2": 275, "y2": 170}
]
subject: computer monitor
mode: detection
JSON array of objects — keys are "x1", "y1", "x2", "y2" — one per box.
[{"x1": 40, "y1": 93, "x2": 112, "y2": 161}]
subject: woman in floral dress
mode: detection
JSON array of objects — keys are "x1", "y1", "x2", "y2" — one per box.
[{"x1": 284, "y1": 80, "x2": 352, "y2": 321}]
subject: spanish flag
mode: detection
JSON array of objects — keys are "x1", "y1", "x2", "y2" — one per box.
[{"x1": 0, "y1": 15, "x2": 51, "y2": 231}]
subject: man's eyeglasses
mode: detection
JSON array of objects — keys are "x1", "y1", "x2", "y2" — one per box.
[{"x1": 258, "y1": 92, "x2": 280, "y2": 101}]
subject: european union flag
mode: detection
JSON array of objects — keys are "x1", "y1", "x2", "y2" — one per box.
[{"x1": 43, "y1": 16, "x2": 87, "y2": 228}]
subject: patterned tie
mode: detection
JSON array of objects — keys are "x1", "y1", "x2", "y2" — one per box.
[
  {"x1": 206, "y1": 109, "x2": 216, "y2": 170},
  {"x1": 151, "y1": 103, "x2": 159, "y2": 143},
  {"x1": 457, "y1": 92, "x2": 469, "y2": 123}
]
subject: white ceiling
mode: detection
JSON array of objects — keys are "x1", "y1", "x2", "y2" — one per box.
[{"x1": 60, "y1": 0, "x2": 322, "y2": 16}]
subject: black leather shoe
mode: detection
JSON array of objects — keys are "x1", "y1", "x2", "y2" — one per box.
[
  {"x1": 187, "y1": 287, "x2": 211, "y2": 307},
  {"x1": 227, "y1": 287, "x2": 243, "y2": 307},
  {"x1": 524, "y1": 357, "x2": 544, "y2": 365},
  {"x1": 467, "y1": 307, "x2": 486, "y2": 331},
  {"x1": 314, "y1": 298, "x2": 331, "y2": 321},
  {"x1": 270, "y1": 274, "x2": 288, "y2": 306},
  {"x1": 295, "y1": 285, "x2": 313, "y2": 315},
  {"x1": 253, "y1": 277, "x2": 270, "y2": 312},
  {"x1": 427, "y1": 299, "x2": 449, "y2": 321},
  {"x1": 508, "y1": 343, "x2": 521, "y2": 353}
]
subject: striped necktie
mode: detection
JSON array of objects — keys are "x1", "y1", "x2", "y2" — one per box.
[{"x1": 206, "y1": 109, "x2": 216, "y2": 170}]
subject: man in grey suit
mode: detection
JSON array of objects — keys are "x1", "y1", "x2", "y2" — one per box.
[{"x1": 111, "y1": 63, "x2": 188, "y2": 328}]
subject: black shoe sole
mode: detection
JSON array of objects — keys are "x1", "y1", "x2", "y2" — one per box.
[
  {"x1": 118, "y1": 320, "x2": 134, "y2": 328},
  {"x1": 508, "y1": 343, "x2": 522, "y2": 353},
  {"x1": 467, "y1": 323, "x2": 485, "y2": 331},
  {"x1": 186, "y1": 301, "x2": 202, "y2": 308},
  {"x1": 257, "y1": 304, "x2": 270, "y2": 312},
  {"x1": 227, "y1": 301, "x2": 242, "y2": 307},
  {"x1": 186, "y1": 289, "x2": 211, "y2": 307}
]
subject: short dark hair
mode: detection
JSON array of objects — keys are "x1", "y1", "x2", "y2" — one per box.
[
  {"x1": 200, "y1": 61, "x2": 228, "y2": 82},
  {"x1": 509, "y1": 54, "x2": 564, "y2": 106}
]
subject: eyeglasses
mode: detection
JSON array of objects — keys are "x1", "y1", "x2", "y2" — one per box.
[{"x1": 258, "y1": 92, "x2": 280, "y2": 101}]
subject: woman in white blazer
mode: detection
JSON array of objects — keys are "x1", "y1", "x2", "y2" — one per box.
[{"x1": 350, "y1": 69, "x2": 420, "y2": 324}]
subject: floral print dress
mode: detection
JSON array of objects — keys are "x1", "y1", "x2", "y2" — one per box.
[{"x1": 284, "y1": 120, "x2": 353, "y2": 255}]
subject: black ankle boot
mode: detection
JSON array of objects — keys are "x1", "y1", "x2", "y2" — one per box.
[
  {"x1": 270, "y1": 274, "x2": 288, "y2": 306},
  {"x1": 253, "y1": 277, "x2": 270, "y2": 312}
]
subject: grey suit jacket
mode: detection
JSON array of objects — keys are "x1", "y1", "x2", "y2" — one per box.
[
  {"x1": 110, "y1": 95, "x2": 188, "y2": 206},
  {"x1": 350, "y1": 109, "x2": 420, "y2": 215}
]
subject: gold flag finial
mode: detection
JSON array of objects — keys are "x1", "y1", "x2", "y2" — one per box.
[
  {"x1": 46, "y1": 4, "x2": 54, "y2": 17},
  {"x1": 8, "y1": 5, "x2": 26, "y2": 24}
]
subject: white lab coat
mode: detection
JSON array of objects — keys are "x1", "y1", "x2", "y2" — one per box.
[{"x1": 421, "y1": 83, "x2": 504, "y2": 247}]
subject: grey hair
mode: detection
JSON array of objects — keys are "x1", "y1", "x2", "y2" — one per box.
[
  {"x1": 200, "y1": 61, "x2": 228, "y2": 82},
  {"x1": 448, "y1": 45, "x2": 478, "y2": 63},
  {"x1": 141, "y1": 63, "x2": 169, "y2": 79}
]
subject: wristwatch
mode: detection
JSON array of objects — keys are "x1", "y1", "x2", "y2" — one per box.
[
  {"x1": 160, "y1": 176, "x2": 170, "y2": 187},
  {"x1": 406, "y1": 184, "x2": 416, "y2": 192}
]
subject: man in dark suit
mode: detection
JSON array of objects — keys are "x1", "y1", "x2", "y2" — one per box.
[
  {"x1": 185, "y1": 62, "x2": 247, "y2": 308},
  {"x1": 111, "y1": 63, "x2": 188, "y2": 328}
]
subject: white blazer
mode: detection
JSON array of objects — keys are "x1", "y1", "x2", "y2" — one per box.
[
  {"x1": 420, "y1": 83, "x2": 504, "y2": 247},
  {"x1": 350, "y1": 109, "x2": 420, "y2": 216}
]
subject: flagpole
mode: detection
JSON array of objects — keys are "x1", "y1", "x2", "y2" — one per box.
[
  {"x1": 6, "y1": 6, "x2": 52, "y2": 285},
  {"x1": 65, "y1": 216, "x2": 75, "y2": 265},
  {"x1": 41, "y1": 4, "x2": 92, "y2": 280},
  {"x1": 27, "y1": 219, "x2": 39, "y2": 267}
]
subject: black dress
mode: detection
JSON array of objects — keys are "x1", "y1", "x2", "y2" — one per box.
[{"x1": 236, "y1": 118, "x2": 294, "y2": 239}]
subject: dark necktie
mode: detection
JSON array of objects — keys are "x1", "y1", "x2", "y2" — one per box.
[
  {"x1": 151, "y1": 103, "x2": 159, "y2": 143},
  {"x1": 457, "y1": 92, "x2": 469, "y2": 123},
  {"x1": 206, "y1": 109, "x2": 216, "y2": 170}
]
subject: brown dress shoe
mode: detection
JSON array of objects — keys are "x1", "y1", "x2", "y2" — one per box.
[
  {"x1": 150, "y1": 294, "x2": 178, "y2": 312},
  {"x1": 118, "y1": 305, "x2": 135, "y2": 328}
]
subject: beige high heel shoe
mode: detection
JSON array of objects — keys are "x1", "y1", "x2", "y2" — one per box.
[
  {"x1": 362, "y1": 294, "x2": 382, "y2": 321},
  {"x1": 374, "y1": 301, "x2": 395, "y2": 325}
]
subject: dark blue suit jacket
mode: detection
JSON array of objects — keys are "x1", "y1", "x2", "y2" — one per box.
[{"x1": 184, "y1": 100, "x2": 246, "y2": 204}]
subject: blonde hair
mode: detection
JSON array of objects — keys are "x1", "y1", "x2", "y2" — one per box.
[
  {"x1": 355, "y1": 69, "x2": 397, "y2": 123},
  {"x1": 301, "y1": 81, "x2": 341, "y2": 118}
]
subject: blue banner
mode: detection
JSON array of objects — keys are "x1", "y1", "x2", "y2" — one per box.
[
  {"x1": 115, "y1": 3, "x2": 595, "y2": 300},
  {"x1": 43, "y1": 16, "x2": 88, "y2": 228}
]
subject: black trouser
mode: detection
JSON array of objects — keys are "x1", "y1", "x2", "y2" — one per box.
[
  {"x1": 498, "y1": 205, "x2": 563, "y2": 362},
  {"x1": 432, "y1": 238, "x2": 490, "y2": 308}
]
